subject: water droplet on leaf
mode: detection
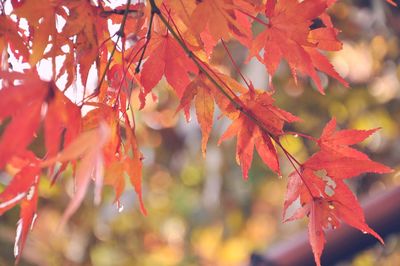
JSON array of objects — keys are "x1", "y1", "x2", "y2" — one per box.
[
  {"x1": 26, "y1": 186, "x2": 35, "y2": 201},
  {"x1": 14, "y1": 220, "x2": 22, "y2": 258},
  {"x1": 30, "y1": 213, "x2": 38, "y2": 230},
  {"x1": 117, "y1": 200, "x2": 124, "y2": 213}
]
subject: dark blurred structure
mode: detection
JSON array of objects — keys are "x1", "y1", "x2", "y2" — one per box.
[{"x1": 250, "y1": 186, "x2": 400, "y2": 266}]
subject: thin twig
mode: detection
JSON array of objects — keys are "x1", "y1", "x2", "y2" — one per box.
[
  {"x1": 135, "y1": 1, "x2": 160, "y2": 73},
  {"x1": 113, "y1": 39, "x2": 147, "y2": 108},
  {"x1": 221, "y1": 39, "x2": 251, "y2": 89},
  {"x1": 89, "y1": 0, "x2": 132, "y2": 104},
  {"x1": 134, "y1": 13, "x2": 154, "y2": 73},
  {"x1": 238, "y1": 9, "x2": 269, "y2": 26},
  {"x1": 100, "y1": 9, "x2": 143, "y2": 17}
]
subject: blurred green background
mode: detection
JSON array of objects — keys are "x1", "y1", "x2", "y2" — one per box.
[{"x1": 1, "y1": 0, "x2": 400, "y2": 265}]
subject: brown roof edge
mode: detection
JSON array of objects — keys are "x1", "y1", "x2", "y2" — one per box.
[{"x1": 250, "y1": 186, "x2": 400, "y2": 266}]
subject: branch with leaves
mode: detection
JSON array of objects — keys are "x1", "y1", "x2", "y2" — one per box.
[{"x1": 0, "y1": 0, "x2": 395, "y2": 265}]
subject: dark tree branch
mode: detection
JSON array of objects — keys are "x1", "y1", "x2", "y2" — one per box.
[{"x1": 100, "y1": 9, "x2": 143, "y2": 17}]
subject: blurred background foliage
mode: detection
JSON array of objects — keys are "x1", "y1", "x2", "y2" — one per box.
[{"x1": 1, "y1": 0, "x2": 400, "y2": 265}]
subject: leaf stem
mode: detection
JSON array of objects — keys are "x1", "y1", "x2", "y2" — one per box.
[
  {"x1": 286, "y1": 132, "x2": 317, "y2": 142},
  {"x1": 135, "y1": 10, "x2": 155, "y2": 73},
  {"x1": 113, "y1": 39, "x2": 147, "y2": 108},
  {"x1": 91, "y1": 0, "x2": 132, "y2": 103},
  {"x1": 238, "y1": 9, "x2": 269, "y2": 27},
  {"x1": 221, "y1": 39, "x2": 251, "y2": 89}
]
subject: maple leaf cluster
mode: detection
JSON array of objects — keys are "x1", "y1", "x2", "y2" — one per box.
[{"x1": 0, "y1": 0, "x2": 393, "y2": 264}]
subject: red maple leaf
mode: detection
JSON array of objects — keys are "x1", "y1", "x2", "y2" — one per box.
[
  {"x1": 219, "y1": 89, "x2": 298, "y2": 178},
  {"x1": 386, "y1": 0, "x2": 398, "y2": 6},
  {"x1": 0, "y1": 72, "x2": 49, "y2": 168},
  {"x1": 305, "y1": 118, "x2": 392, "y2": 179},
  {"x1": 292, "y1": 176, "x2": 384, "y2": 266},
  {"x1": 0, "y1": 1, "x2": 395, "y2": 265},
  {"x1": 249, "y1": 0, "x2": 348, "y2": 93},
  {"x1": 0, "y1": 156, "x2": 40, "y2": 263},
  {"x1": 283, "y1": 119, "x2": 391, "y2": 266},
  {"x1": 0, "y1": 16, "x2": 29, "y2": 62},
  {"x1": 44, "y1": 86, "x2": 82, "y2": 160}
]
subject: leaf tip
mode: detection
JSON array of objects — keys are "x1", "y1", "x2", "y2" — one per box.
[{"x1": 139, "y1": 199, "x2": 148, "y2": 216}]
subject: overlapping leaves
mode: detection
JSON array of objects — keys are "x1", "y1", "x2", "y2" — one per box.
[
  {"x1": 283, "y1": 119, "x2": 391, "y2": 266},
  {"x1": 0, "y1": 0, "x2": 394, "y2": 265}
]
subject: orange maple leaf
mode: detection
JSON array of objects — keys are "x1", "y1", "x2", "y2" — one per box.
[
  {"x1": 41, "y1": 123, "x2": 111, "y2": 228},
  {"x1": 190, "y1": 0, "x2": 254, "y2": 50},
  {"x1": 140, "y1": 34, "x2": 197, "y2": 98},
  {"x1": 11, "y1": 0, "x2": 67, "y2": 66},
  {"x1": 178, "y1": 73, "x2": 215, "y2": 155}
]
